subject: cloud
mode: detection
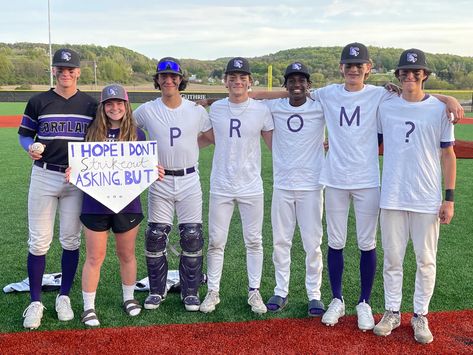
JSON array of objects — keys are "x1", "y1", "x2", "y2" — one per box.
[{"x1": 1, "y1": 0, "x2": 472, "y2": 60}]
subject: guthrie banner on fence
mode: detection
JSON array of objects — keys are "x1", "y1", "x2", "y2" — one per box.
[{"x1": 68, "y1": 141, "x2": 158, "y2": 213}]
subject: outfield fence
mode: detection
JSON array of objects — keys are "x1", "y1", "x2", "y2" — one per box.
[{"x1": 0, "y1": 91, "x2": 228, "y2": 103}]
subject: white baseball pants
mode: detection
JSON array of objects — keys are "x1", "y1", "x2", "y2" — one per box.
[
  {"x1": 380, "y1": 209, "x2": 440, "y2": 315},
  {"x1": 271, "y1": 188, "x2": 324, "y2": 300},
  {"x1": 325, "y1": 186, "x2": 379, "y2": 251},
  {"x1": 147, "y1": 173, "x2": 202, "y2": 224},
  {"x1": 28, "y1": 165, "x2": 83, "y2": 255},
  {"x1": 206, "y1": 193, "x2": 264, "y2": 292}
]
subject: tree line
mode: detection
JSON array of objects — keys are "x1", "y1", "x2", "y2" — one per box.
[{"x1": 1, "y1": 42, "x2": 472, "y2": 89}]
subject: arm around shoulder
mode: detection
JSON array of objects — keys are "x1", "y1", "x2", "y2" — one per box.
[{"x1": 198, "y1": 129, "x2": 215, "y2": 148}]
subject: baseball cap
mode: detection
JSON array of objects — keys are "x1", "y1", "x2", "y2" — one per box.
[
  {"x1": 396, "y1": 48, "x2": 431, "y2": 72},
  {"x1": 284, "y1": 62, "x2": 310, "y2": 80},
  {"x1": 52, "y1": 48, "x2": 80, "y2": 68},
  {"x1": 100, "y1": 84, "x2": 129, "y2": 103},
  {"x1": 156, "y1": 57, "x2": 183, "y2": 76},
  {"x1": 225, "y1": 57, "x2": 251, "y2": 75},
  {"x1": 340, "y1": 43, "x2": 370, "y2": 64}
]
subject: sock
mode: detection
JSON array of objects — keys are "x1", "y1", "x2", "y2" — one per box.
[
  {"x1": 82, "y1": 291, "x2": 99, "y2": 326},
  {"x1": 60, "y1": 249, "x2": 79, "y2": 295},
  {"x1": 122, "y1": 283, "x2": 135, "y2": 302},
  {"x1": 82, "y1": 291, "x2": 96, "y2": 311},
  {"x1": 359, "y1": 248, "x2": 377, "y2": 304},
  {"x1": 27, "y1": 253, "x2": 46, "y2": 302},
  {"x1": 123, "y1": 284, "x2": 140, "y2": 316},
  {"x1": 327, "y1": 247, "x2": 344, "y2": 300}
]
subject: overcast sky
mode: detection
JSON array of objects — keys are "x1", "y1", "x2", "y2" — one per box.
[{"x1": 2, "y1": 0, "x2": 472, "y2": 60}]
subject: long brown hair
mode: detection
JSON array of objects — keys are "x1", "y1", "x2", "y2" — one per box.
[{"x1": 86, "y1": 100, "x2": 137, "y2": 142}]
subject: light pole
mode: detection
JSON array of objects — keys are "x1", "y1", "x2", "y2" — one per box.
[{"x1": 48, "y1": 0, "x2": 53, "y2": 87}]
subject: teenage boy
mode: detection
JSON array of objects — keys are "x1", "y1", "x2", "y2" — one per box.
[
  {"x1": 199, "y1": 57, "x2": 273, "y2": 314},
  {"x1": 264, "y1": 62, "x2": 326, "y2": 316},
  {"x1": 134, "y1": 57, "x2": 210, "y2": 311},
  {"x1": 373, "y1": 48, "x2": 456, "y2": 344},
  {"x1": 18, "y1": 48, "x2": 97, "y2": 329}
]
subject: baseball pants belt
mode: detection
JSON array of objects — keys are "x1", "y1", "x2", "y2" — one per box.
[
  {"x1": 164, "y1": 166, "x2": 196, "y2": 176},
  {"x1": 34, "y1": 160, "x2": 68, "y2": 173}
]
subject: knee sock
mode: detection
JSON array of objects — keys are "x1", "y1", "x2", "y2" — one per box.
[
  {"x1": 27, "y1": 253, "x2": 46, "y2": 302},
  {"x1": 359, "y1": 248, "x2": 377, "y2": 304},
  {"x1": 60, "y1": 249, "x2": 79, "y2": 296},
  {"x1": 327, "y1": 247, "x2": 344, "y2": 300}
]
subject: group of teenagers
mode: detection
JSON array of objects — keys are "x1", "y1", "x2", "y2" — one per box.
[{"x1": 18, "y1": 43, "x2": 462, "y2": 344}]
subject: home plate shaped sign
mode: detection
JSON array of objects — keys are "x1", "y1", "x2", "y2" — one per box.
[{"x1": 68, "y1": 141, "x2": 158, "y2": 213}]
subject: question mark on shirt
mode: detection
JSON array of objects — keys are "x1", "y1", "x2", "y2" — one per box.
[{"x1": 405, "y1": 121, "x2": 415, "y2": 143}]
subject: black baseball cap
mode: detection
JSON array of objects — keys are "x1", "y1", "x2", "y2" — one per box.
[
  {"x1": 100, "y1": 84, "x2": 129, "y2": 103},
  {"x1": 284, "y1": 62, "x2": 310, "y2": 80},
  {"x1": 340, "y1": 43, "x2": 370, "y2": 64},
  {"x1": 396, "y1": 48, "x2": 431, "y2": 73},
  {"x1": 156, "y1": 57, "x2": 183, "y2": 76},
  {"x1": 52, "y1": 48, "x2": 80, "y2": 68},
  {"x1": 225, "y1": 57, "x2": 251, "y2": 75}
]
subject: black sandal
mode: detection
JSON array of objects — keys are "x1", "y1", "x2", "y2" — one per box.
[
  {"x1": 124, "y1": 299, "x2": 142, "y2": 316},
  {"x1": 266, "y1": 295, "x2": 288, "y2": 312},
  {"x1": 308, "y1": 299, "x2": 325, "y2": 317},
  {"x1": 81, "y1": 309, "x2": 100, "y2": 327}
]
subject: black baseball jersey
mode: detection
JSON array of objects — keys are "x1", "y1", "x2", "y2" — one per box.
[{"x1": 18, "y1": 89, "x2": 97, "y2": 166}]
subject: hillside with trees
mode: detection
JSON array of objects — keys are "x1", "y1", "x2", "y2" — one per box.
[{"x1": 1, "y1": 42, "x2": 472, "y2": 89}]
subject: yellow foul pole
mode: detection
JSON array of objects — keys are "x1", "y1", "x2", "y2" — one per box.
[{"x1": 267, "y1": 65, "x2": 273, "y2": 91}]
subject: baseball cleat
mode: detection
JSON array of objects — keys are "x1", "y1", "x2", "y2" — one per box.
[
  {"x1": 56, "y1": 295, "x2": 74, "y2": 321},
  {"x1": 248, "y1": 289, "x2": 267, "y2": 314},
  {"x1": 144, "y1": 294, "x2": 163, "y2": 310},
  {"x1": 411, "y1": 314, "x2": 433, "y2": 344},
  {"x1": 23, "y1": 301, "x2": 45, "y2": 329},
  {"x1": 200, "y1": 290, "x2": 220, "y2": 313},
  {"x1": 183, "y1": 295, "x2": 201, "y2": 312},
  {"x1": 373, "y1": 310, "x2": 401, "y2": 337},
  {"x1": 321, "y1": 298, "x2": 345, "y2": 326},
  {"x1": 356, "y1": 301, "x2": 375, "y2": 331}
]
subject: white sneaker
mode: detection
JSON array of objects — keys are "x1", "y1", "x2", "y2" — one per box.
[
  {"x1": 23, "y1": 301, "x2": 45, "y2": 329},
  {"x1": 411, "y1": 314, "x2": 434, "y2": 344},
  {"x1": 373, "y1": 310, "x2": 401, "y2": 336},
  {"x1": 321, "y1": 298, "x2": 345, "y2": 326},
  {"x1": 56, "y1": 295, "x2": 74, "y2": 321},
  {"x1": 248, "y1": 290, "x2": 267, "y2": 314},
  {"x1": 356, "y1": 301, "x2": 375, "y2": 331},
  {"x1": 200, "y1": 290, "x2": 220, "y2": 313}
]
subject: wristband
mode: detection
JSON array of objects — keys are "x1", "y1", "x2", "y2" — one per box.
[{"x1": 445, "y1": 189, "x2": 454, "y2": 202}]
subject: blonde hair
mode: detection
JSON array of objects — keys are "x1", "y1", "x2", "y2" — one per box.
[{"x1": 86, "y1": 100, "x2": 138, "y2": 142}]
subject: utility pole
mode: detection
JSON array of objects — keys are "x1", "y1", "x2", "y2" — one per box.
[{"x1": 48, "y1": 0, "x2": 53, "y2": 87}]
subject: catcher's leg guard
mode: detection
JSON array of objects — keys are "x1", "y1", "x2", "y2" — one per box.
[
  {"x1": 179, "y1": 223, "x2": 204, "y2": 298},
  {"x1": 145, "y1": 223, "x2": 171, "y2": 296}
]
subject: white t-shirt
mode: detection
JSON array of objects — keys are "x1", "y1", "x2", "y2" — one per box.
[
  {"x1": 133, "y1": 98, "x2": 210, "y2": 169},
  {"x1": 378, "y1": 95, "x2": 455, "y2": 213},
  {"x1": 264, "y1": 97, "x2": 325, "y2": 190},
  {"x1": 205, "y1": 98, "x2": 274, "y2": 197},
  {"x1": 311, "y1": 84, "x2": 393, "y2": 189}
]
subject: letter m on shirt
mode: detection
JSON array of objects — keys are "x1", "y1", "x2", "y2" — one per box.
[{"x1": 339, "y1": 106, "x2": 360, "y2": 127}]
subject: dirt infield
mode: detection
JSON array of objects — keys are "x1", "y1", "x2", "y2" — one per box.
[
  {"x1": 1, "y1": 310, "x2": 471, "y2": 354},
  {"x1": 0, "y1": 115, "x2": 21, "y2": 127}
]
